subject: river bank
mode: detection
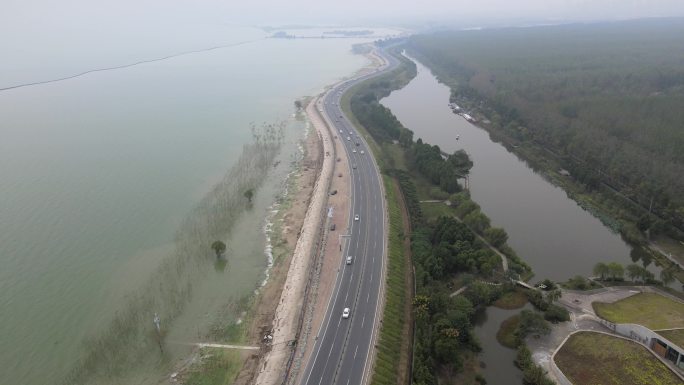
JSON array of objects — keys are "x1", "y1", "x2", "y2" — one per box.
[
  {"x1": 377, "y1": 49, "x2": 634, "y2": 385},
  {"x1": 401, "y1": 47, "x2": 684, "y2": 285}
]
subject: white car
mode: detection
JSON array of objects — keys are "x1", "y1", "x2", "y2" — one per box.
[
  {"x1": 342, "y1": 307, "x2": 350, "y2": 319},
  {"x1": 346, "y1": 256, "x2": 353, "y2": 265},
  {"x1": 352, "y1": 149, "x2": 357, "y2": 153},
  {"x1": 360, "y1": 150, "x2": 365, "y2": 155},
  {"x1": 354, "y1": 214, "x2": 359, "y2": 221},
  {"x1": 347, "y1": 136, "x2": 351, "y2": 141}
]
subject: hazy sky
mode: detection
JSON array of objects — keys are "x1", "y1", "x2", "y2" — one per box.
[{"x1": 5, "y1": 0, "x2": 684, "y2": 28}]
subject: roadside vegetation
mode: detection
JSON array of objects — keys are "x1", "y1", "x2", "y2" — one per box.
[
  {"x1": 184, "y1": 349, "x2": 243, "y2": 385},
  {"x1": 405, "y1": 19, "x2": 684, "y2": 279},
  {"x1": 593, "y1": 292, "x2": 684, "y2": 329},
  {"x1": 344, "y1": 45, "x2": 555, "y2": 385},
  {"x1": 555, "y1": 331, "x2": 682, "y2": 385},
  {"x1": 370, "y1": 176, "x2": 411, "y2": 385}
]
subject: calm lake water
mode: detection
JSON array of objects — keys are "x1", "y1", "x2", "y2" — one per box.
[
  {"x1": 380, "y1": 54, "x2": 668, "y2": 385},
  {"x1": 0, "y1": 24, "x2": 376, "y2": 385}
]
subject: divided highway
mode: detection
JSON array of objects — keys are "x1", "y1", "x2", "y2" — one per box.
[{"x1": 299, "y1": 47, "x2": 400, "y2": 385}]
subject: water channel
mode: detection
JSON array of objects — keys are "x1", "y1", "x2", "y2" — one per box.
[{"x1": 380, "y1": 54, "x2": 667, "y2": 384}]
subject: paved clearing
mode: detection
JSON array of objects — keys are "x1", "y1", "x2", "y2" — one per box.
[
  {"x1": 555, "y1": 331, "x2": 683, "y2": 385},
  {"x1": 593, "y1": 292, "x2": 684, "y2": 329}
]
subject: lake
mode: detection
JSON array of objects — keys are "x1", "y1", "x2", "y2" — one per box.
[{"x1": 0, "y1": 24, "x2": 380, "y2": 385}]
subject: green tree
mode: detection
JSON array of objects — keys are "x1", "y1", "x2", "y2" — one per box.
[
  {"x1": 544, "y1": 304, "x2": 570, "y2": 323},
  {"x1": 294, "y1": 100, "x2": 303, "y2": 110},
  {"x1": 211, "y1": 240, "x2": 226, "y2": 258},
  {"x1": 434, "y1": 336, "x2": 461, "y2": 365},
  {"x1": 607, "y1": 262, "x2": 624, "y2": 280},
  {"x1": 661, "y1": 267, "x2": 676, "y2": 286},
  {"x1": 523, "y1": 364, "x2": 554, "y2": 385},
  {"x1": 593, "y1": 262, "x2": 609, "y2": 280},
  {"x1": 515, "y1": 345, "x2": 533, "y2": 369},
  {"x1": 626, "y1": 264, "x2": 643, "y2": 282},
  {"x1": 244, "y1": 188, "x2": 254, "y2": 203},
  {"x1": 463, "y1": 210, "x2": 490, "y2": 234},
  {"x1": 517, "y1": 310, "x2": 551, "y2": 338},
  {"x1": 447, "y1": 149, "x2": 474, "y2": 177},
  {"x1": 484, "y1": 227, "x2": 508, "y2": 248},
  {"x1": 566, "y1": 275, "x2": 588, "y2": 290},
  {"x1": 546, "y1": 289, "x2": 562, "y2": 303},
  {"x1": 455, "y1": 200, "x2": 480, "y2": 218}
]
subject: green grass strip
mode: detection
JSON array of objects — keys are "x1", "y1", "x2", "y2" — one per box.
[{"x1": 369, "y1": 175, "x2": 408, "y2": 385}]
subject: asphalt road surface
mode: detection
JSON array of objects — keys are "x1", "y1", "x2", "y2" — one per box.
[{"x1": 299, "y1": 47, "x2": 400, "y2": 385}]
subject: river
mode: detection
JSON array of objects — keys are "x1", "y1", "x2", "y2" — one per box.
[
  {"x1": 380, "y1": 54, "x2": 667, "y2": 384},
  {"x1": 0, "y1": 23, "x2": 392, "y2": 384}
]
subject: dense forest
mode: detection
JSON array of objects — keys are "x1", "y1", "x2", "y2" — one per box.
[{"x1": 406, "y1": 18, "x2": 684, "y2": 240}]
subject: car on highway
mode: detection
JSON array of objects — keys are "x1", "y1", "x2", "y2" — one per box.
[
  {"x1": 360, "y1": 150, "x2": 365, "y2": 154},
  {"x1": 354, "y1": 214, "x2": 359, "y2": 221},
  {"x1": 346, "y1": 256, "x2": 353, "y2": 265},
  {"x1": 342, "y1": 307, "x2": 350, "y2": 319},
  {"x1": 346, "y1": 136, "x2": 351, "y2": 141},
  {"x1": 352, "y1": 149, "x2": 357, "y2": 153},
  {"x1": 352, "y1": 164, "x2": 357, "y2": 169}
]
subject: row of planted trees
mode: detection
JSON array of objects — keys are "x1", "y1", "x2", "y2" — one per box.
[{"x1": 592, "y1": 261, "x2": 676, "y2": 285}]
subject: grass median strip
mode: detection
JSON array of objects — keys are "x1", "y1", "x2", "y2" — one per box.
[{"x1": 370, "y1": 176, "x2": 409, "y2": 385}]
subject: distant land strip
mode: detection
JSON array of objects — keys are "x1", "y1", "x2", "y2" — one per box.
[{"x1": 0, "y1": 37, "x2": 265, "y2": 92}]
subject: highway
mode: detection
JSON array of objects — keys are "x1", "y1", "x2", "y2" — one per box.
[{"x1": 299, "y1": 47, "x2": 399, "y2": 385}]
